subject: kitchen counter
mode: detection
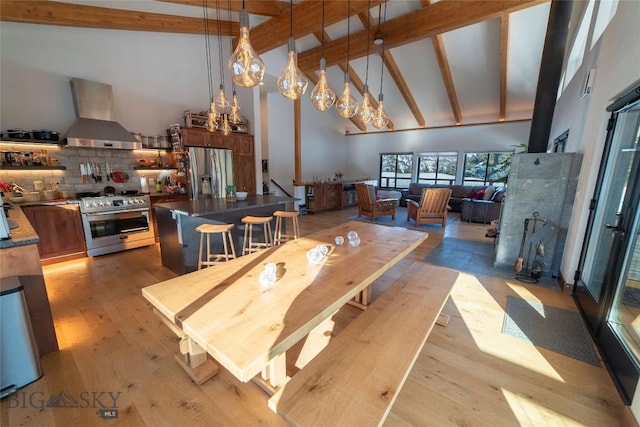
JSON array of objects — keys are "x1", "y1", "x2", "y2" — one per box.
[
  {"x1": 0, "y1": 204, "x2": 39, "y2": 249},
  {"x1": 154, "y1": 195, "x2": 295, "y2": 274},
  {"x1": 153, "y1": 194, "x2": 293, "y2": 217}
]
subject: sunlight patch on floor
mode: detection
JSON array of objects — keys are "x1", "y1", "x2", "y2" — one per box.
[
  {"x1": 294, "y1": 312, "x2": 338, "y2": 370},
  {"x1": 501, "y1": 388, "x2": 587, "y2": 427},
  {"x1": 450, "y1": 273, "x2": 565, "y2": 383}
]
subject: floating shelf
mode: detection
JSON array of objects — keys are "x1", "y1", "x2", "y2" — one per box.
[
  {"x1": 0, "y1": 166, "x2": 66, "y2": 170},
  {"x1": 134, "y1": 166, "x2": 176, "y2": 170}
]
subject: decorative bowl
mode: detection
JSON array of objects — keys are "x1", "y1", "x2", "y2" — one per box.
[
  {"x1": 23, "y1": 192, "x2": 41, "y2": 202},
  {"x1": 236, "y1": 191, "x2": 248, "y2": 201}
]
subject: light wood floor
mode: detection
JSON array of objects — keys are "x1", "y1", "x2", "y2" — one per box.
[{"x1": 0, "y1": 208, "x2": 625, "y2": 426}]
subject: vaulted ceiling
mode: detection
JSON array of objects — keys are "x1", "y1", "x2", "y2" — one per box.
[{"x1": 0, "y1": 0, "x2": 551, "y2": 134}]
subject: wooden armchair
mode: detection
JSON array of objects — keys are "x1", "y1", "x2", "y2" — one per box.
[
  {"x1": 355, "y1": 183, "x2": 397, "y2": 221},
  {"x1": 407, "y1": 188, "x2": 452, "y2": 227}
]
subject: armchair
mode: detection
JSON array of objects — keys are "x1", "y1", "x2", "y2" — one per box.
[
  {"x1": 407, "y1": 188, "x2": 452, "y2": 227},
  {"x1": 355, "y1": 183, "x2": 397, "y2": 221}
]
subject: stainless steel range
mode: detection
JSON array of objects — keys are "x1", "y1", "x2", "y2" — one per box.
[{"x1": 79, "y1": 194, "x2": 155, "y2": 256}]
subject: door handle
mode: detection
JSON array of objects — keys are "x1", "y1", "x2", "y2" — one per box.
[{"x1": 605, "y1": 224, "x2": 619, "y2": 230}]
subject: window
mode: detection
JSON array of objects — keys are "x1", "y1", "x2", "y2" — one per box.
[
  {"x1": 417, "y1": 152, "x2": 458, "y2": 185},
  {"x1": 463, "y1": 152, "x2": 512, "y2": 185},
  {"x1": 379, "y1": 153, "x2": 413, "y2": 189}
]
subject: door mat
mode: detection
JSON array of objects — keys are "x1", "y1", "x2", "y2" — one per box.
[
  {"x1": 502, "y1": 296, "x2": 600, "y2": 366},
  {"x1": 348, "y1": 207, "x2": 459, "y2": 232},
  {"x1": 424, "y1": 237, "x2": 559, "y2": 290}
]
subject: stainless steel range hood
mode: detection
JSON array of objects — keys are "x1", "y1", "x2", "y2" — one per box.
[{"x1": 63, "y1": 78, "x2": 142, "y2": 150}]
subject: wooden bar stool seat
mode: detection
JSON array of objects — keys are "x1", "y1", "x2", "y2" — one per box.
[
  {"x1": 196, "y1": 223, "x2": 236, "y2": 270},
  {"x1": 241, "y1": 216, "x2": 273, "y2": 255},
  {"x1": 273, "y1": 210, "x2": 300, "y2": 245}
]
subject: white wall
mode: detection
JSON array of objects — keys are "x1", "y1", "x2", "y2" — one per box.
[
  {"x1": 345, "y1": 120, "x2": 531, "y2": 181},
  {"x1": 0, "y1": 22, "x2": 253, "y2": 138},
  {"x1": 549, "y1": 0, "x2": 640, "y2": 288}
]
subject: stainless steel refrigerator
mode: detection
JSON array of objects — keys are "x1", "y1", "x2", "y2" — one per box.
[{"x1": 188, "y1": 147, "x2": 234, "y2": 198}]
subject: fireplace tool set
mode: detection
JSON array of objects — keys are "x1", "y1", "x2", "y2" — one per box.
[{"x1": 515, "y1": 212, "x2": 559, "y2": 283}]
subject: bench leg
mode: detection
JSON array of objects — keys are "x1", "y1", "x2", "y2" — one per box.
[
  {"x1": 260, "y1": 353, "x2": 287, "y2": 388},
  {"x1": 174, "y1": 336, "x2": 219, "y2": 385}
]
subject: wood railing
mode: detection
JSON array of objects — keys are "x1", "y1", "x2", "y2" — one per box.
[{"x1": 270, "y1": 179, "x2": 292, "y2": 198}]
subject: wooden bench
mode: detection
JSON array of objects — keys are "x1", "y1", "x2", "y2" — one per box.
[{"x1": 268, "y1": 263, "x2": 459, "y2": 426}]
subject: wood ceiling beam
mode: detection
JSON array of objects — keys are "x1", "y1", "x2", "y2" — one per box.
[
  {"x1": 250, "y1": 0, "x2": 386, "y2": 54},
  {"x1": 156, "y1": 0, "x2": 289, "y2": 17},
  {"x1": 0, "y1": 0, "x2": 238, "y2": 35},
  {"x1": 499, "y1": 14, "x2": 509, "y2": 121},
  {"x1": 431, "y1": 34, "x2": 462, "y2": 125},
  {"x1": 382, "y1": 51, "x2": 425, "y2": 129},
  {"x1": 298, "y1": 0, "x2": 546, "y2": 72}
]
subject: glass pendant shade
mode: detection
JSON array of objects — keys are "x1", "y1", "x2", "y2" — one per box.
[
  {"x1": 221, "y1": 114, "x2": 232, "y2": 136},
  {"x1": 228, "y1": 10, "x2": 265, "y2": 88},
  {"x1": 336, "y1": 79, "x2": 358, "y2": 118},
  {"x1": 215, "y1": 86, "x2": 229, "y2": 109},
  {"x1": 310, "y1": 62, "x2": 336, "y2": 112},
  {"x1": 207, "y1": 99, "x2": 217, "y2": 132},
  {"x1": 277, "y1": 39, "x2": 309, "y2": 100},
  {"x1": 229, "y1": 92, "x2": 241, "y2": 124},
  {"x1": 357, "y1": 87, "x2": 375, "y2": 124},
  {"x1": 372, "y1": 99, "x2": 390, "y2": 129}
]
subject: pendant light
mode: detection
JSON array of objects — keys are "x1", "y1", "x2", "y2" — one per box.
[
  {"x1": 202, "y1": 1, "x2": 217, "y2": 132},
  {"x1": 228, "y1": 0, "x2": 265, "y2": 87},
  {"x1": 336, "y1": 0, "x2": 359, "y2": 118},
  {"x1": 227, "y1": 0, "x2": 241, "y2": 124},
  {"x1": 372, "y1": 2, "x2": 390, "y2": 130},
  {"x1": 310, "y1": 0, "x2": 336, "y2": 112},
  {"x1": 215, "y1": 0, "x2": 229, "y2": 116},
  {"x1": 277, "y1": 0, "x2": 308, "y2": 100},
  {"x1": 356, "y1": 0, "x2": 374, "y2": 125}
]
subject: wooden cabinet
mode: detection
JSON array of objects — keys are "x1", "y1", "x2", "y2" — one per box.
[
  {"x1": 22, "y1": 204, "x2": 86, "y2": 261},
  {"x1": 181, "y1": 127, "x2": 208, "y2": 147},
  {"x1": 304, "y1": 183, "x2": 343, "y2": 214},
  {"x1": 149, "y1": 194, "x2": 189, "y2": 241}
]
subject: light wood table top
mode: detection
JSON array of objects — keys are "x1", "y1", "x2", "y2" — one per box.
[{"x1": 142, "y1": 221, "x2": 428, "y2": 384}]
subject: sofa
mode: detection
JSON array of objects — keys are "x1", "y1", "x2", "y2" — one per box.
[
  {"x1": 401, "y1": 183, "x2": 484, "y2": 211},
  {"x1": 400, "y1": 183, "x2": 506, "y2": 223}
]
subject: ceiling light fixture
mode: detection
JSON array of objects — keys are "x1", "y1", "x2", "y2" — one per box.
[
  {"x1": 310, "y1": 0, "x2": 336, "y2": 112},
  {"x1": 202, "y1": 0, "x2": 217, "y2": 132},
  {"x1": 228, "y1": 0, "x2": 265, "y2": 88},
  {"x1": 356, "y1": 0, "x2": 375, "y2": 125},
  {"x1": 336, "y1": 0, "x2": 358, "y2": 118},
  {"x1": 373, "y1": 28, "x2": 385, "y2": 46},
  {"x1": 227, "y1": 0, "x2": 241, "y2": 125},
  {"x1": 372, "y1": 2, "x2": 390, "y2": 130},
  {"x1": 277, "y1": 0, "x2": 308, "y2": 100},
  {"x1": 215, "y1": 0, "x2": 231, "y2": 136}
]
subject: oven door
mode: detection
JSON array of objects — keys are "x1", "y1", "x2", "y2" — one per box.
[{"x1": 82, "y1": 208, "x2": 155, "y2": 256}]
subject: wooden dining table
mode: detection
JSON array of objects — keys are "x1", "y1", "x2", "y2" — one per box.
[{"x1": 142, "y1": 220, "x2": 428, "y2": 389}]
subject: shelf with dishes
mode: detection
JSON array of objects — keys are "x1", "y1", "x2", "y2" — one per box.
[{"x1": 0, "y1": 166, "x2": 66, "y2": 170}]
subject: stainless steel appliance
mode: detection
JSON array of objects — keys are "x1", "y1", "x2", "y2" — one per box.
[
  {"x1": 79, "y1": 194, "x2": 154, "y2": 256},
  {"x1": 63, "y1": 78, "x2": 142, "y2": 150},
  {"x1": 189, "y1": 147, "x2": 234, "y2": 198}
]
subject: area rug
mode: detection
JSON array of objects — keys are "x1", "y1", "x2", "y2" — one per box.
[
  {"x1": 348, "y1": 207, "x2": 458, "y2": 231},
  {"x1": 424, "y1": 237, "x2": 559, "y2": 290},
  {"x1": 502, "y1": 296, "x2": 599, "y2": 366}
]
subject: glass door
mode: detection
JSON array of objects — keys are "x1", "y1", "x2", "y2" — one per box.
[{"x1": 574, "y1": 89, "x2": 640, "y2": 403}]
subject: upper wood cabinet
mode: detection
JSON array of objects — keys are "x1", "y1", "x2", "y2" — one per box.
[{"x1": 181, "y1": 127, "x2": 208, "y2": 147}]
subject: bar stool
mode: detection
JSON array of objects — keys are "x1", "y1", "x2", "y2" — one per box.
[
  {"x1": 241, "y1": 216, "x2": 273, "y2": 255},
  {"x1": 196, "y1": 223, "x2": 236, "y2": 270},
  {"x1": 273, "y1": 210, "x2": 300, "y2": 245}
]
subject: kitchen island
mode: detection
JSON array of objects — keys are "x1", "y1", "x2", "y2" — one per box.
[
  {"x1": 0, "y1": 205, "x2": 59, "y2": 356},
  {"x1": 154, "y1": 195, "x2": 295, "y2": 275}
]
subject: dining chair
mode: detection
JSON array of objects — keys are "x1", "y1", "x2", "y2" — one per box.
[
  {"x1": 407, "y1": 188, "x2": 452, "y2": 227},
  {"x1": 355, "y1": 183, "x2": 397, "y2": 221}
]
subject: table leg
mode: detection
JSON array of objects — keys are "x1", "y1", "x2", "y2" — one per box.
[
  {"x1": 174, "y1": 336, "x2": 219, "y2": 385},
  {"x1": 260, "y1": 353, "x2": 287, "y2": 388}
]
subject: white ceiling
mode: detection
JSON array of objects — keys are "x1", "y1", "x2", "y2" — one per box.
[{"x1": 33, "y1": 0, "x2": 552, "y2": 134}]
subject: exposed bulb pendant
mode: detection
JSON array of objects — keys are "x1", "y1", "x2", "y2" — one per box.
[
  {"x1": 229, "y1": 90, "x2": 241, "y2": 124},
  {"x1": 336, "y1": 76, "x2": 358, "y2": 118},
  {"x1": 310, "y1": 59, "x2": 335, "y2": 111},
  {"x1": 277, "y1": 38, "x2": 309, "y2": 100},
  {"x1": 207, "y1": 99, "x2": 218, "y2": 132},
  {"x1": 221, "y1": 114, "x2": 232, "y2": 136},
  {"x1": 357, "y1": 85, "x2": 375, "y2": 124},
  {"x1": 228, "y1": 10, "x2": 265, "y2": 88},
  {"x1": 215, "y1": 85, "x2": 229, "y2": 110},
  {"x1": 372, "y1": 94, "x2": 390, "y2": 129}
]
